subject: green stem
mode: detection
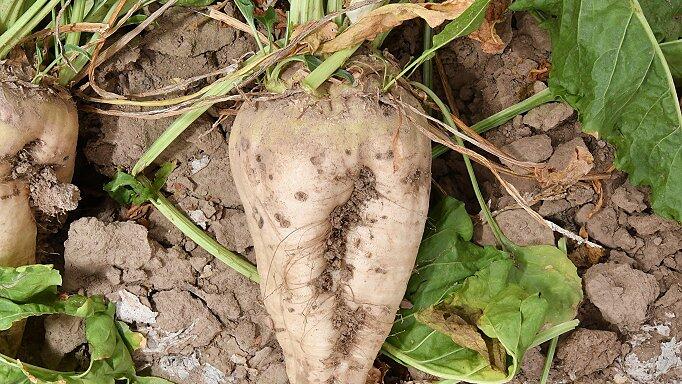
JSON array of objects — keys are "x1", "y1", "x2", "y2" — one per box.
[
  {"x1": 432, "y1": 88, "x2": 555, "y2": 157},
  {"x1": 140, "y1": 177, "x2": 260, "y2": 283},
  {"x1": 540, "y1": 336, "x2": 559, "y2": 384},
  {"x1": 327, "y1": 0, "x2": 343, "y2": 25},
  {"x1": 290, "y1": 0, "x2": 324, "y2": 24},
  {"x1": 412, "y1": 82, "x2": 508, "y2": 248},
  {"x1": 0, "y1": 0, "x2": 62, "y2": 59},
  {"x1": 132, "y1": 50, "x2": 269, "y2": 175},
  {"x1": 58, "y1": 0, "x2": 86, "y2": 83},
  {"x1": 302, "y1": 45, "x2": 358, "y2": 91},
  {"x1": 0, "y1": 0, "x2": 29, "y2": 34}
]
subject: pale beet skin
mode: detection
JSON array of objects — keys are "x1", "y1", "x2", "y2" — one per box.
[
  {"x1": 229, "y1": 76, "x2": 431, "y2": 383},
  {"x1": 0, "y1": 73, "x2": 78, "y2": 355}
]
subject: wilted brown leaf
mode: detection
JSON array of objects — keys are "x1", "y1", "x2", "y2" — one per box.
[
  {"x1": 538, "y1": 146, "x2": 594, "y2": 190},
  {"x1": 416, "y1": 305, "x2": 488, "y2": 358},
  {"x1": 416, "y1": 303, "x2": 506, "y2": 373},
  {"x1": 320, "y1": 0, "x2": 474, "y2": 53},
  {"x1": 292, "y1": 20, "x2": 338, "y2": 52},
  {"x1": 468, "y1": 0, "x2": 511, "y2": 53},
  {"x1": 568, "y1": 243, "x2": 605, "y2": 267}
]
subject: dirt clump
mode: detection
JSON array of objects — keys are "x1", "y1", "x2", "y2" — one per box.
[
  {"x1": 41, "y1": 315, "x2": 86, "y2": 369},
  {"x1": 475, "y1": 208, "x2": 555, "y2": 246},
  {"x1": 27, "y1": 167, "x2": 80, "y2": 218},
  {"x1": 556, "y1": 328, "x2": 621, "y2": 379},
  {"x1": 502, "y1": 134, "x2": 553, "y2": 162},
  {"x1": 522, "y1": 102, "x2": 574, "y2": 132},
  {"x1": 584, "y1": 263, "x2": 659, "y2": 332},
  {"x1": 508, "y1": 346, "x2": 545, "y2": 384},
  {"x1": 62, "y1": 217, "x2": 286, "y2": 383}
]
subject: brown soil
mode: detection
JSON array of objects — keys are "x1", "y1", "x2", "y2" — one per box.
[{"x1": 17, "y1": 4, "x2": 681, "y2": 384}]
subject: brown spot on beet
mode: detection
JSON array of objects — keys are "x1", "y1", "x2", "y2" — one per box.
[
  {"x1": 255, "y1": 154, "x2": 262, "y2": 162},
  {"x1": 274, "y1": 213, "x2": 291, "y2": 228},
  {"x1": 375, "y1": 150, "x2": 394, "y2": 160},
  {"x1": 258, "y1": 217, "x2": 264, "y2": 228},
  {"x1": 294, "y1": 191, "x2": 308, "y2": 201},
  {"x1": 402, "y1": 168, "x2": 424, "y2": 186},
  {"x1": 309, "y1": 154, "x2": 322, "y2": 165},
  {"x1": 268, "y1": 174, "x2": 273, "y2": 180},
  {"x1": 345, "y1": 149, "x2": 351, "y2": 155}
]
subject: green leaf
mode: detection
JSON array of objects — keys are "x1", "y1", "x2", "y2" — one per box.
[
  {"x1": 256, "y1": 6, "x2": 277, "y2": 38},
  {"x1": 235, "y1": 0, "x2": 256, "y2": 27},
  {"x1": 0, "y1": 295, "x2": 101, "y2": 331},
  {"x1": 0, "y1": 264, "x2": 170, "y2": 383},
  {"x1": 136, "y1": 377, "x2": 176, "y2": 384},
  {"x1": 85, "y1": 310, "x2": 117, "y2": 360},
  {"x1": 638, "y1": 0, "x2": 681, "y2": 42},
  {"x1": 117, "y1": 321, "x2": 146, "y2": 351},
  {"x1": 0, "y1": 265, "x2": 61, "y2": 301},
  {"x1": 661, "y1": 39, "x2": 682, "y2": 83},
  {"x1": 104, "y1": 163, "x2": 175, "y2": 206},
  {"x1": 432, "y1": 0, "x2": 491, "y2": 48},
  {"x1": 303, "y1": 55, "x2": 354, "y2": 84},
  {"x1": 383, "y1": 197, "x2": 581, "y2": 382},
  {"x1": 510, "y1": 245, "x2": 582, "y2": 324},
  {"x1": 63, "y1": 43, "x2": 92, "y2": 60},
  {"x1": 511, "y1": 0, "x2": 682, "y2": 222}
]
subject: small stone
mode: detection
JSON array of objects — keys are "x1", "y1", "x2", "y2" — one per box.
[
  {"x1": 575, "y1": 204, "x2": 595, "y2": 225},
  {"x1": 189, "y1": 209, "x2": 209, "y2": 229},
  {"x1": 523, "y1": 102, "x2": 574, "y2": 131},
  {"x1": 547, "y1": 137, "x2": 592, "y2": 172},
  {"x1": 502, "y1": 134, "x2": 553, "y2": 168},
  {"x1": 230, "y1": 354, "x2": 248, "y2": 365},
  {"x1": 539, "y1": 199, "x2": 571, "y2": 216},
  {"x1": 532, "y1": 80, "x2": 548, "y2": 94},
  {"x1": 190, "y1": 154, "x2": 211, "y2": 175},
  {"x1": 587, "y1": 207, "x2": 619, "y2": 248},
  {"x1": 512, "y1": 115, "x2": 523, "y2": 129},
  {"x1": 566, "y1": 186, "x2": 595, "y2": 206},
  {"x1": 116, "y1": 289, "x2": 157, "y2": 324},
  {"x1": 184, "y1": 240, "x2": 197, "y2": 252},
  {"x1": 628, "y1": 215, "x2": 671, "y2": 236}
]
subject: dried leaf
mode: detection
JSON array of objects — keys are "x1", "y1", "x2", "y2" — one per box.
[
  {"x1": 292, "y1": 21, "x2": 338, "y2": 52},
  {"x1": 538, "y1": 146, "x2": 594, "y2": 189},
  {"x1": 568, "y1": 244, "x2": 605, "y2": 268},
  {"x1": 415, "y1": 305, "x2": 488, "y2": 359},
  {"x1": 320, "y1": 0, "x2": 474, "y2": 53},
  {"x1": 468, "y1": 0, "x2": 511, "y2": 53}
]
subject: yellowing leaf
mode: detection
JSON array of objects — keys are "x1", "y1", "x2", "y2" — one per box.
[{"x1": 321, "y1": 0, "x2": 474, "y2": 52}]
